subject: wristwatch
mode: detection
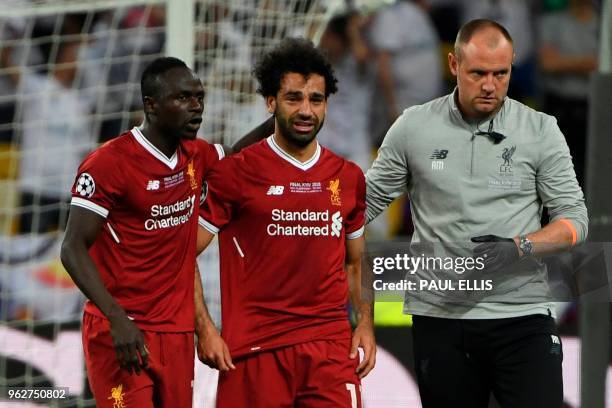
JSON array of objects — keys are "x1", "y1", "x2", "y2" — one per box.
[{"x1": 519, "y1": 235, "x2": 533, "y2": 257}]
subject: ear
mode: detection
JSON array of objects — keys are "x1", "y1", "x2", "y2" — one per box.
[
  {"x1": 143, "y1": 96, "x2": 156, "y2": 117},
  {"x1": 448, "y1": 52, "x2": 458, "y2": 76},
  {"x1": 266, "y1": 95, "x2": 276, "y2": 114}
]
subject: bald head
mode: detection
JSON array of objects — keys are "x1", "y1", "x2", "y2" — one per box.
[{"x1": 454, "y1": 19, "x2": 514, "y2": 62}]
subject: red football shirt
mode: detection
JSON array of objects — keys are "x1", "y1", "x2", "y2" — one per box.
[
  {"x1": 71, "y1": 127, "x2": 223, "y2": 332},
  {"x1": 199, "y1": 136, "x2": 366, "y2": 358}
]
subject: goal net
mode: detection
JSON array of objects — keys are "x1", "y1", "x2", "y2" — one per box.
[{"x1": 0, "y1": 0, "x2": 342, "y2": 405}]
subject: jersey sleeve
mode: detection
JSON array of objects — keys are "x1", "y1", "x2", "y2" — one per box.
[
  {"x1": 345, "y1": 165, "x2": 366, "y2": 240},
  {"x1": 196, "y1": 138, "x2": 225, "y2": 177},
  {"x1": 198, "y1": 157, "x2": 240, "y2": 234},
  {"x1": 536, "y1": 115, "x2": 588, "y2": 243},
  {"x1": 70, "y1": 147, "x2": 122, "y2": 218},
  {"x1": 365, "y1": 112, "x2": 412, "y2": 223}
]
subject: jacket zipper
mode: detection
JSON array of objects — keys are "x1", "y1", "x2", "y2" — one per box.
[{"x1": 470, "y1": 132, "x2": 476, "y2": 176}]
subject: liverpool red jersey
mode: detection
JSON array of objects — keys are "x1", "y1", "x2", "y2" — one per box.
[
  {"x1": 71, "y1": 127, "x2": 223, "y2": 331},
  {"x1": 199, "y1": 136, "x2": 365, "y2": 358}
]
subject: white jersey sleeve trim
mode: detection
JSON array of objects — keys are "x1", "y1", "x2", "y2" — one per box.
[
  {"x1": 346, "y1": 225, "x2": 365, "y2": 240},
  {"x1": 199, "y1": 216, "x2": 219, "y2": 234},
  {"x1": 214, "y1": 144, "x2": 225, "y2": 160},
  {"x1": 106, "y1": 223, "x2": 121, "y2": 243},
  {"x1": 71, "y1": 197, "x2": 109, "y2": 218}
]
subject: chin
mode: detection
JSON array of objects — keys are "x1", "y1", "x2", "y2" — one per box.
[
  {"x1": 476, "y1": 104, "x2": 498, "y2": 114},
  {"x1": 288, "y1": 132, "x2": 317, "y2": 148},
  {"x1": 181, "y1": 130, "x2": 199, "y2": 140}
]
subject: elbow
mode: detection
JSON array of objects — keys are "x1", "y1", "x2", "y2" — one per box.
[
  {"x1": 572, "y1": 210, "x2": 589, "y2": 244},
  {"x1": 577, "y1": 217, "x2": 588, "y2": 244},
  {"x1": 60, "y1": 238, "x2": 77, "y2": 273},
  {"x1": 559, "y1": 216, "x2": 588, "y2": 245}
]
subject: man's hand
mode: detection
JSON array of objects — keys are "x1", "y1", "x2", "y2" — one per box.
[
  {"x1": 471, "y1": 235, "x2": 520, "y2": 271},
  {"x1": 350, "y1": 320, "x2": 376, "y2": 379},
  {"x1": 196, "y1": 327, "x2": 235, "y2": 371},
  {"x1": 108, "y1": 315, "x2": 149, "y2": 375}
]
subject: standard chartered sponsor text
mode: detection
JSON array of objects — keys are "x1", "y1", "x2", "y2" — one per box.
[
  {"x1": 145, "y1": 195, "x2": 196, "y2": 231},
  {"x1": 267, "y1": 209, "x2": 343, "y2": 237}
]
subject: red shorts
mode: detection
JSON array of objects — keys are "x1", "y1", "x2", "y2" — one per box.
[
  {"x1": 82, "y1": 313, "x2": 194, "y2": 408},
  {"x1": 216, "y1": 339, "x2": 361, "y2": 407}
]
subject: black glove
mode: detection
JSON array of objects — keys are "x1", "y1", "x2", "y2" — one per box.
[{"x1": 471, "y1": 235, "x2": 520, "y2": 271}]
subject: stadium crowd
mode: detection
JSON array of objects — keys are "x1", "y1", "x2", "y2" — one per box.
[{"x1": 0, "y1": 0, "x2": 600, "y2": 237}]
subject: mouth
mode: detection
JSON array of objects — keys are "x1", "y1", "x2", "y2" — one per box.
[
  {"x1": 292, "y1": 121, "x2": 315, "y2": 133},
  {"x1": 186, "y1": 117, "x2": 202, "y2": 131}
]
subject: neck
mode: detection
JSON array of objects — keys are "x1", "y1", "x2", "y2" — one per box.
[
  {"x1": 454, "y1": 91, "x2": 502, "y2": 124},
  {"x1": 273, "y1": 132, "x2": 318, "y2": 163},
  {"x1": 140, "y1": 121, "x2": 179, "y2": 158}
]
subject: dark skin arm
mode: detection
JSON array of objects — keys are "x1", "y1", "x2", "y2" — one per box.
[
  {"x1": 60, "y1": 207, "x2": 148, "y2": 374},
  {"x1": 228, "y1": 116, "x2": 274, "y2": 154},
  {"x1": 194, "y1": 228, "x2": 235, "y2": 371}
]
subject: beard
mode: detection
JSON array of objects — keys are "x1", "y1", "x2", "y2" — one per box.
[{"x1": 275, "y1": 109, "x2": 323, "y2": 148}]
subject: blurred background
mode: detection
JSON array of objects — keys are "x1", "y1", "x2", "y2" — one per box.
[{"x1": 0, "y1": 0, "x2": 610, "y2": 406}]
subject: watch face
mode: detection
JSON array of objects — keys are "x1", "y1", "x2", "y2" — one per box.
[{"x1": 520, "y1": 237, "x2": 532, "y2": 254}]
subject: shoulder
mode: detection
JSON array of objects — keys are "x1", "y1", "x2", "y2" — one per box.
[
  {"x1": 207, "y1": 143, "x2": 256, "y2": 177},
  {"x1": 504, "y1": 98, "x2": 557, "y2": 135},
  {"x1": 385, "y1": 94, "x2": 447, "y2": 139},
  {"x1": 225, "y1": 138, "x2": 269, "y2": 168},
  {"x1": 188, "y1": 137, "x2": 223, "y2": 156},
  {"x1": 81, "y1": 131, "x2": 133, "y2": 169},
  {"x1": 321, "y1": 148, "x2": 364, "y2": 182},
  {"x1": 401, "y1": 94, "x2": 448, "y2": 119},
  {"x1": 184, "y1": 137, "x2": 224, "y2": 167}
]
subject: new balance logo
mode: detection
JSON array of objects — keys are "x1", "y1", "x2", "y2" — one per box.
[
  {"x1": 147, "y1": 180, "x2": 160, "y2": 190},
  {"x1": 430, "y1": 149, "x2": 449, "y2": 160},
  {"x1": 430, "y1": 149, "x2": 448, "y2": 171},
  {"x1": 267, "y1": 185, "x2": 284, "y2": 195}
]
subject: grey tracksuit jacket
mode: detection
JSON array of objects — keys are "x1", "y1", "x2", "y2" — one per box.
[{"x1": 366, "y1": 89, "x2": 588, "y2": 318}]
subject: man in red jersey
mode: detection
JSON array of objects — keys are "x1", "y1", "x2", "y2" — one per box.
[
  {"x1": 60, "y1": 57, "x2": 225, "y2": 407},
  {"x1": 195, "y1": 38, "x2": 376, "y2": 407}
]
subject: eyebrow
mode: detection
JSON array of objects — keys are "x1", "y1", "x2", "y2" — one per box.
[
  {"x1": 469, "y1": 68, "x2": 509, "y2": 74},
  {"x1": 177, "y1": 89, "x2": 205, "y2": 96}
]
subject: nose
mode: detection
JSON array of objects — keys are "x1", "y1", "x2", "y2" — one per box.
[
  {"x1": 190, "y1": 96, "x2": 203, "y2": 112},
  {"x1": 297, "y1": 99, "x2": 314, "y2": 117},
  {"x1": 482, "y1": 74, "x2": 495, "y2": 93}
]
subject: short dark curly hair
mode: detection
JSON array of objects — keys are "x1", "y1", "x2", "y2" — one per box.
[
  {"x1": 253, "y1": 37, "x2": 338, "y2": 98},
  {"x1": 141, "y1": 56, "x2": 189, "y2": 100}
]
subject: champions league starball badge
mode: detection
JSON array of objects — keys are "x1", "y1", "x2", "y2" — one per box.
[{"x1": 76, "y1": 173, "x2": 96, "y2": 198}]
